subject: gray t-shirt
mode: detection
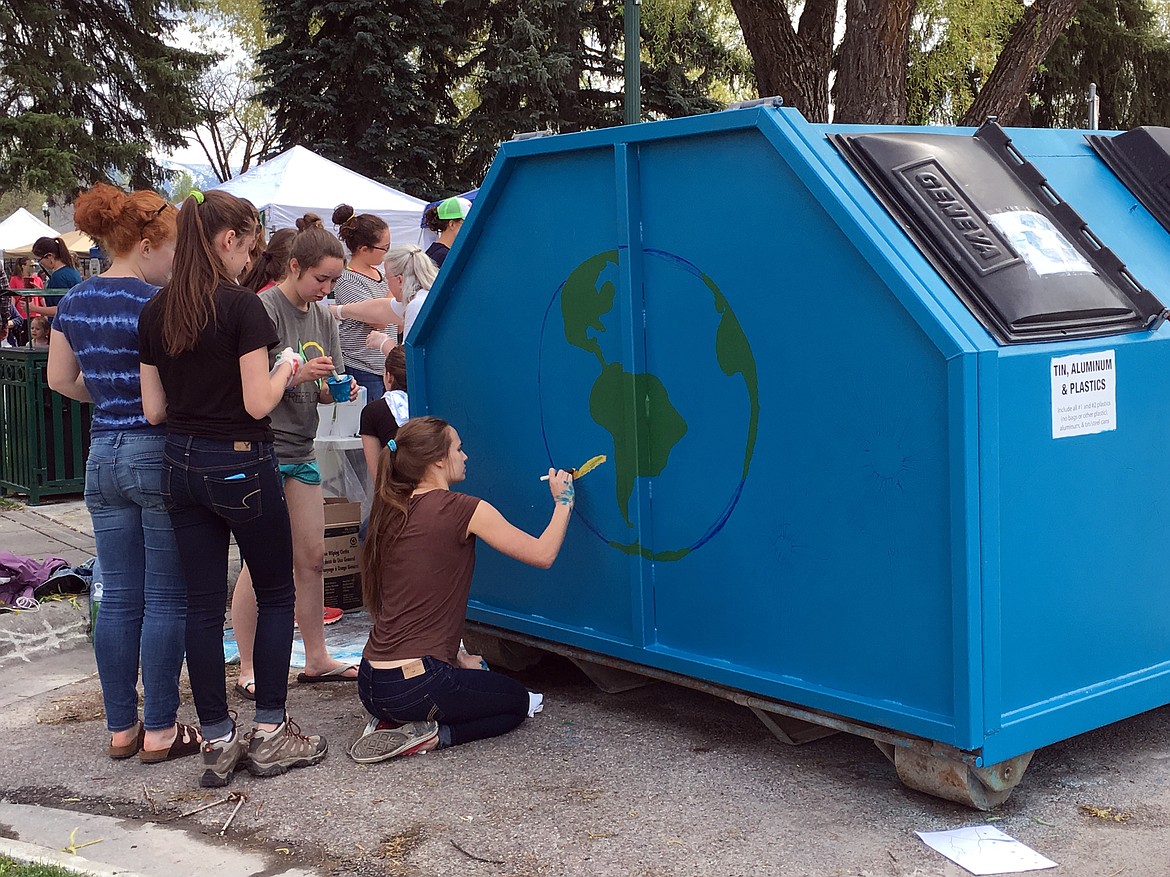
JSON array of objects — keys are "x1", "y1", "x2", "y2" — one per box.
[{"x1": 259, "y1": 287, "x2": 345, "y2": 463}]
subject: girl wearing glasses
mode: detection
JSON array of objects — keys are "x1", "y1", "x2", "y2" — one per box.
[{"x1": 331, "y1": 204, "x2": 397, "y2": 401}]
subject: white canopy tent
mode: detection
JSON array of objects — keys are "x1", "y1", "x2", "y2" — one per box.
[
  {"x1": 211, "y1": 146, "x2": 428, "y2": 247},
  {"x1": 0, "y1": 208, "x2": 58, "y2": 253}
]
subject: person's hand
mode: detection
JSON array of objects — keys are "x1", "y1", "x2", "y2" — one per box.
[
  {"x1": 456, "y1": 651, "x2": 486, "y2": 670},
  {"x1": 348, "y1": 377, "x2": 359, "y2": 401},
  {"x1": 328, "y1": 303, "x2": 341, "y2": 321},
  {"x1": 272, "y1": 347, "x2": 306, "y2": 385},
  {"x1": 294, "y1": 355, "x2": 334, "y2": 386},
  {"x1": 366, "y1": 330, "x2": 391, "y2": 354},
  {"x1": 547, "y1": 469, "x2": 574, "y2": 507}
]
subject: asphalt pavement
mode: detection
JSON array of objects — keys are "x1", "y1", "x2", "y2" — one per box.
[{"x1": 4, "y1": 498, "x2": 1170, "y2": 876}]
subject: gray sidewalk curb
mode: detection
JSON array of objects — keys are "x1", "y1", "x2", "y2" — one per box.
[{"x1": 0, "y1": 835, "x2": 148, "y2": 877}]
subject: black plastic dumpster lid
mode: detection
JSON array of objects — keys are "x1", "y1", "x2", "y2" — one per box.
[
  {"x1": 1086, "y1": 127, "x2": 1170, "y2": 237},
  {"x1": 831, "y1": 122, "x2": 1166, "y2": 344}
]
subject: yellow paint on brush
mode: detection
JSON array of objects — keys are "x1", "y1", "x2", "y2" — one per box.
[{"x1": 573, "y1": 454, "x2": 607, "y2": 479}]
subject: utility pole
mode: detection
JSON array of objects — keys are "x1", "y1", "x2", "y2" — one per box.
[{"x1": 624, "y1": 0, "x2": 641, "y2": 125}]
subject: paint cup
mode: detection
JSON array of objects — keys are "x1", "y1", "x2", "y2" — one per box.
[{"x1": 326, "y1": 374, "x2": 350, "y2": 403}]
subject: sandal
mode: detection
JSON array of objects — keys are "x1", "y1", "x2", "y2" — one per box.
[
  {"x1": 233, "y1": 679, "x2": 256, "y2": 701},
  {"x1": 139, "y1": 722, "x2": 202, "y2": 763},
  {"x1": 108, "y1": 722, "x2": 145, "y2": 760}
]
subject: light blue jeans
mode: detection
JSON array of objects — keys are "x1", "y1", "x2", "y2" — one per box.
[{"x1": 84, "y1": 432, "x2": 187, "y2": 733}]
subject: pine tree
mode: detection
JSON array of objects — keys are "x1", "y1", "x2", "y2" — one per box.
[
  {"x1": 257, "y1": 0, "x2": 465, "y2": 197},
  {"x1": 258, "y1": 0, "x2": 750, "y2": 198},
  {"x1": 1033, "y1": 0, "x2": 1170, "y2": 129},
  {"x1": 0, "y1": 0, "x2": 212, "y2": 193}
]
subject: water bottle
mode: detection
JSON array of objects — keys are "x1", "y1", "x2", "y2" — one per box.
[{"x1": 88, "y1": 579, "x2": 102, "y2": 640}]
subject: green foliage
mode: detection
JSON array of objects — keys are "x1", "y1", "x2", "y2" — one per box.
[
  {"x1": 0, "y1": 188, "x2": 49, "y2": 219},
  {"x1": 1034, "y1": 0, "x2": 1170, "y2": 128},
  {"x1": 257, "y1": 0, "x2": 750, "y2": 198},
  {"x1": 257, "y1": 0, "x2": 463, "y2": 197},
  {"x1": 171, "y1": 170, "x2": 199, "y2": 201},
  {"x1": 907, "y1": 0, "x2": 1023, "y2": 125},
  {"x1": 0, "y1": 0, "x2": 214, "y2": 194}
]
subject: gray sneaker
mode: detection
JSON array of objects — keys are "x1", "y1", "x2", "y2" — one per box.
[
  {"x1": 200, "y1": 727, "x2": 248, "y2": 788},
  {"x1": 246, "y1": 715, "x2": 327, "y2": 777},
  {"x1": 349, "y1": 720, "x2": 439, "y2": 764}
]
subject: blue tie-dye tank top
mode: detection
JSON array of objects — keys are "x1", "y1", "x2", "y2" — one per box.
[{"x1": 55, "y1": 276, "x2": 164, "y2": 434}]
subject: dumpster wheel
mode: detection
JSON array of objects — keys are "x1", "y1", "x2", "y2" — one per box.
[{"x1": 875, "y1": 741, "x2": 1033, "y2": 810}]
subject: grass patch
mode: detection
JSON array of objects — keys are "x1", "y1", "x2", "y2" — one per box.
[
  {"x1": 0, "y1": 855, "x2": 86, "y2": 877},
  {"x1": 0, "y1": 496, "x2": 23, "y2": 511}
]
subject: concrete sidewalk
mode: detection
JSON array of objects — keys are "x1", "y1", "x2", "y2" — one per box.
[
  {"x1": 0, "y1": 498, "x2": 95, "y2": 670},
  {"x1": 1, "y1": 496, "x2": 97, "y2": 567}
]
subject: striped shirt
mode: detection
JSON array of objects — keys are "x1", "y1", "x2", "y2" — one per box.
[
  {"x1": 55, "y1": 276, "x2": 162, "y2": 434},
  {"x1": 334, "y1": 267, "x2": 394, "y2": 375}
]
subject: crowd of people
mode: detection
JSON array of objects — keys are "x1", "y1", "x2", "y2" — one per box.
[{"x1": 38, "y1": 182, "x2": 575, "y2": 789}]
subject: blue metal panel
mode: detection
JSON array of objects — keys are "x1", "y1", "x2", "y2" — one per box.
[{"x1": 415, "y1": 106, "x2": 1170, "y2": 769}]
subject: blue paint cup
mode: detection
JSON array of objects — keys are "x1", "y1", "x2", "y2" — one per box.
[{"x1": 326, "y1": 374, "x2": 350, "y2": 403}]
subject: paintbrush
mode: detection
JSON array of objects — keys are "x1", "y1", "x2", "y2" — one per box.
[
  {"x1": 301, "y1": 340, "x2": 340, "y2": 378},
  {"x1": 540, "y1": 454, "x2": 607, "y2": 481}
]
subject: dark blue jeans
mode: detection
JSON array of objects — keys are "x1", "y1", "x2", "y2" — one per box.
[
  {"x1": 358, "y1": 657, "x2": 529, "y2": 748},
  {"x1": 347, "y1": 366, "x2": 384, "y2": 403},
  {"x1": 162, "y1": 436, "x2": 294, "y2": 736}
]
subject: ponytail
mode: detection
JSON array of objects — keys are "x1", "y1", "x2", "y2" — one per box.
[
  {"x1": 155, "y1": 191, "x2": 258, "y2": 355},
  {"x1": 360, "y1": 416, "x2": 451, "y2": 612}
]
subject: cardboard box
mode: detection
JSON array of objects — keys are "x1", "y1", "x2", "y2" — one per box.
[{"x1": 323, "y1": 497, "x2": 362, "y2": 610}]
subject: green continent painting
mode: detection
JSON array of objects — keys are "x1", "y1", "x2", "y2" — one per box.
[{"x1": 540, "y1": 248, "x2": 758, "y2": 561}]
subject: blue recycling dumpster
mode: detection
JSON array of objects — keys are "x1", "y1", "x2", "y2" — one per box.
[{"x1": 407, "y1": 105, "x2": 1170, "y2": 807}]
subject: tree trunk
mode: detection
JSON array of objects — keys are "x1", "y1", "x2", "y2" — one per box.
[
  {"x1": 959, "y1": 0, "x2": 1081, "y2": 126},
  {"x1": 833, "y1": 0, "x2": 916, "y2": 123},
  {"x1": 727, "y1": 0, "x2": 836, "y2": 122}
]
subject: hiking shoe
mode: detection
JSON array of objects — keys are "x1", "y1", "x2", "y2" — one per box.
[
  {"x1": 200, "y1": 726, "x2": 248, "y2": 788},
  {"x1": 349, "y1": 720, "x2": 438, "y2": 764},
  {"x1": 246, "y1": 715, "x2": 327, "y2": 777}
]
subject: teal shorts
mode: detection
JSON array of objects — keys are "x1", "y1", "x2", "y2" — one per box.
[{"x1": 279, "y1": 461, "x2": 321, "y2": 486}]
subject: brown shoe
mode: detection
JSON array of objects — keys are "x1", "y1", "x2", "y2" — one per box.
[
  {"x1": 140, "y1": 722, "x2": 202, "y2": 764},
  {"x1": 246, "y1": 715, "x2": 327, "y2": 778},
  {"x1": 108, "y1": 722, "x2": 144, "y2": 760}
]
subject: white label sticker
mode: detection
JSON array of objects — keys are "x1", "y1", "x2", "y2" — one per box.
[
  {"x1": 1051, "y1": 350, "x2": 1116, "y2": 438},
  {"x1": 989, "y1": 210, "x2": 1096, "y2": 276}
]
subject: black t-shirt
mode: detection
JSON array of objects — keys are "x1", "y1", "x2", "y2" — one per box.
[
  {"x1": 425, "y1": 241, "x2": 449, "y2": 267},
  {"x1": 139, "y1": 281, "x2": 280, "y2": 442},
  {"x1": 359, "y1": 397, "x2": 401, "y2": 446}
]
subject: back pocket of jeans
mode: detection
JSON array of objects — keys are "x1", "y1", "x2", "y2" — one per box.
[{"x1": 205, "y1": 473, "x2": 263, "y2": 524}]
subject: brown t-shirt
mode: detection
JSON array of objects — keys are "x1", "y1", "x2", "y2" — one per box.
[{"x1": 363, "y1": 490, "x2": 482, "y2": 666}]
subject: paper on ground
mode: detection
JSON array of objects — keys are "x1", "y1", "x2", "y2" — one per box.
[
  {"x1": 528, "y1": 692, "x2": 544, "y2": 717},
  {"x1": 917, "y1": 825, "x2": 1056, "y2": 875}
]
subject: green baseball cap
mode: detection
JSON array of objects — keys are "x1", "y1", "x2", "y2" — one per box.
[{"x1": 436, "y1": 197, "x2": 472, "y2": 221}]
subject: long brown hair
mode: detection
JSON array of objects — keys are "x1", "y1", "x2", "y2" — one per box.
[
  {"x1": 73, "y1": 182, "x2": 176, "y2": 257},
  {"x1": 361, "y1": 416, "x2": 452, "y2": 612},
  {"x1": 239, "y1": 227, "x2": 295, "y2": 292},
  {"x1": 155, "y1": 191, "x2": 257, "y2": 355},
  {"x1": 384, "y1": 345, "x2": 407, "y2": 392}
]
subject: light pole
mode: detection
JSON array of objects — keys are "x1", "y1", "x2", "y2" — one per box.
[
  {"x1": 624, "y1": 0, "x2": 641, "y2": 125},
  {"x1": 41, "y1": 201, "x2": 50, "y2": 224}
]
